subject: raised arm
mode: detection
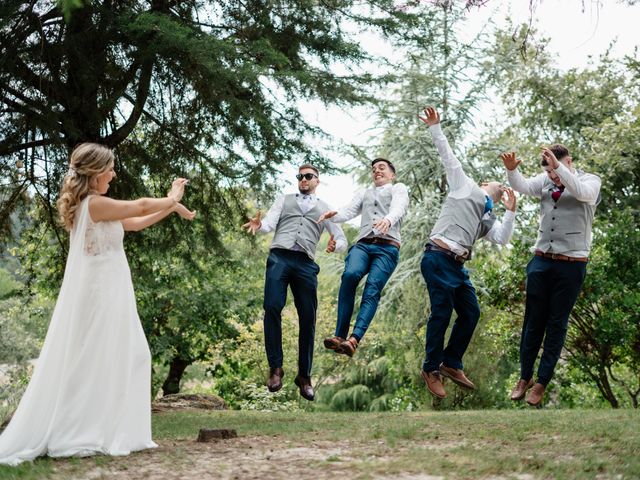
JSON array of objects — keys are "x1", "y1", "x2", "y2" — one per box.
[
  {"x1": 542, "y1": 150, "x2": 601, "y2": 204},
  {"x1": 418, "y1": 106, "x2": 471, "y2": 192},
  {"x1": 89, "y1": 178, "x2": 187, "y2": 222},
  {"x1": 484, "y1": 188, "x2": 517, "y2": 245},
  {"x1": 121, "y1": 203, "x2": 196, "y2": 232},
  {"x1": 501, "y1": 152, "x2": 545, "y2": 198},
  {"x1": 242, "y1": 195, "x2": 284, "y2": 235}
]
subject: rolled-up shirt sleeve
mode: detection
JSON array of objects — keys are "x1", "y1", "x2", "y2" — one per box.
[
  {"x1": 483, "y1": 209, "x2": 516, "y2": 245},
  {"x1": 429, "y1": 124, "x2": 472, "y2": 193},
  {"x1": 384, "y1": 183, "x2": 409, "y2": 226}
]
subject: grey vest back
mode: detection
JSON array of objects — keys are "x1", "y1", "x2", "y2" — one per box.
[
  {"x1": 271, "y1": 194, "x2": 328, "y2": 260},
  {"x1": 430, "y1": 185, "x2": 496, "y2": 258},
  {"x1": 535, "y1": 174, "x2": 599, "y2": 254},
  {"x1": 357, "y1": 186, "x2": 403, "y2": 243}
]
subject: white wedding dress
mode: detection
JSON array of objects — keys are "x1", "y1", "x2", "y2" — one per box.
[{"x1": 0, "y1": 196, "x2": 157, "y2": 465}]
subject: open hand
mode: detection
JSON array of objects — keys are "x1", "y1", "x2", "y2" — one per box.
[
  {"x1": 541, "y1": 147, "x2": 560, "y2": 169},
  {"x1": 175, "y1": 203, "x2": 196, "y2": 220},
  {"x1": 317, "y1": 210, "x2": 338, "y2": 224},
  {"x1": 417, "y1": 106, "x2": 440, "y2": 126},
  {"x1": 325, "y1": 234, "x2": 336, "y2": 253},
  {"x1": 242, "y1": 211, "x2": 262, "y2": 234},
  {"x1": 500, "y1": 152, "x2": 521, "y2": 171},
  {"x1": 168, "y1": 178, "x2": 188, "y2": 202},
  {"x1": 501, "y1": 187, "x2": 517, "y2": 212},
  {"x1": 373, "y1": 218, "x2": 391, "y2": 235}
]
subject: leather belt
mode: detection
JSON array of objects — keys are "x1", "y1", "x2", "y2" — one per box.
[
  {"x1": 358, "y1": 237, "x2": 401, "y2": 249},
  {"x1": 535, "y1": 250, "x2": 589, "y2": 263},
  {"x1": 424, "y1": 242, "x2": 467, "y2": 264}
]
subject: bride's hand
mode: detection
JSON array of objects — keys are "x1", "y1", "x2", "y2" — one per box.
[
  {"x1": 174, "y1": 203, "x2": 196, "y2": 220},
  {"x1": 168, "y1": 178, "x2": 188, "y2": 202}
]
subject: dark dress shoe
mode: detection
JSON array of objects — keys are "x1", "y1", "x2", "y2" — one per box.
[
  {"x1": 294, "y1": 375, "x2": 315, "y2": 401},
  {"x1": 510, "y1": 378, "x2": 534, "y2": 401},
  {"x1": 323, "y1": 336, "x2": 345, "y2": 351},
  {"x1": 267, "y1": 367, "x2": 284, "y2": 392}
]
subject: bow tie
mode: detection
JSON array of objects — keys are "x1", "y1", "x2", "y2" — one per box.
[{"x1": 551, "y1": 186, "x2": 565, "y2": 202}]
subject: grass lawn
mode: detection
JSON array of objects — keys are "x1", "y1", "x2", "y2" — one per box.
[{"x1": 0, "y1": 409, "x2": 638, "y2": 479}]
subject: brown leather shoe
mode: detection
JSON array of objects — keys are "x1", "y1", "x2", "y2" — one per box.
[
  {"x1": 266, "y1": 367, "x2": 284, "y2": 392},
  {"x1": 294, "y1": 375, "x2": 314, "y2": 401},
  {"x1": 420, "y1": 369, "x2": 446, "y2": 399},
  {"x1": 526, "y1": 382, "x2": 546, "y2": 407},
  {"x1": 439, "y1": 363, "x2": 476, "y2": 390},
  {"x1": 324, "y1": 336, "x2": 345, "y2": 351},
  {"x1": 338, "y1": 336, "x2": 358, "y2": 357},
  {"x1": 510, "y1": 378, "x2": 534, "y2": 401}
]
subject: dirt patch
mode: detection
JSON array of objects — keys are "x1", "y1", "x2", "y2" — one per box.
[{"x1": 53, "y1": 436, "x2": 360, "y2": 480}]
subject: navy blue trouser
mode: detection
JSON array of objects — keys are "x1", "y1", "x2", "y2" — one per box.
[
  {"x1": 335, "y1": 242, "x2": 399, "y2": 341},
  {"x1": 520, "y1": 255, "x2": 587, "y2": 385},
  {"x1": 420, "y1": 250, "x2": 481, "y2": 373},
  {"x1": 263, "y1": 248, "x2": 319, "y2": 378}
]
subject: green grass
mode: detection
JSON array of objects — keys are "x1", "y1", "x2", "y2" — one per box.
[{"x1": 1, "y1": 409, "x2": 638, "y2": 479}]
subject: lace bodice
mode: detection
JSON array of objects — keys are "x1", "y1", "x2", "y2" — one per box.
[{"x1": 83, "y1": 204, "x2": 124, "y2": 257}]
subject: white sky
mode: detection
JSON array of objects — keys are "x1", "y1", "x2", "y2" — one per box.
[{"x1": 275, "y1": 0, "x2": 640, "y2": 224}]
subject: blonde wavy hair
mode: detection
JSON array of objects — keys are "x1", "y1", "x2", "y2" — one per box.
[{"x1": 57, "y1": 143, "x2": 115, "y2": 230}]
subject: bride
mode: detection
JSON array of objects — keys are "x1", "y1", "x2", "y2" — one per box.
[{"x1": 0, "y1": 143, "x2": 195, "y2": 465}]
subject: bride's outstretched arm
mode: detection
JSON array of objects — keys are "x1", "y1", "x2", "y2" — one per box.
[
  {"x1": 122, "y1": 203, "x2": 196, "y2": 232},
  {"x1": 89, "y1": 178, "x2": 187, "y2": 222}
]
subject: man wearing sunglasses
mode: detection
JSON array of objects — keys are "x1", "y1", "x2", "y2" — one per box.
[
  {"x1": 501, "y1": 147, "x2": 600, "y2": 407},
  {"x1": 243, "y1": 164, "x2": 347, "y2": 401},
  {"x1": 417, "y1": 106, "x2": 517, "y2": 400},
  {"x1": 318, "y1": 157, "x2": 409, "y2": 357}
]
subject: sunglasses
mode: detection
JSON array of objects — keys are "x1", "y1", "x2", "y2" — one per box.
[{"x1": 296, "y1": 173, "x2": 318, "y2": 181}]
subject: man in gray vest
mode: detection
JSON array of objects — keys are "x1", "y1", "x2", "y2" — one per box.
[
  {"x1": 418, "y1": 106, "x2": 517, "y2": 399},
  {"x1": 501, "y1": 147, "x2": 601, "y2": 407},
  {"x1": 318, "y1": 158, "x2": 409, "y2": 356},
  {"x1": 243, "y1": 164, "x2": 347, "y2": 401}
]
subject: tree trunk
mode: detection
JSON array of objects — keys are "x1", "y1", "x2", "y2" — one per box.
[{"x1": 161, "y1": 356, "x2": 191, "y2": 396}]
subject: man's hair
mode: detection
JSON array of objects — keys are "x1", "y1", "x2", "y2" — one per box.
[
  {"x1": 371, "y1": 157, "x2": 396, "y2": 174},
  {"x1": 299, "y1": 163, "x2": 319, "y2": 175},
  {"x1": 541, "y1": 144, "x2": 570, "y2": 166}
]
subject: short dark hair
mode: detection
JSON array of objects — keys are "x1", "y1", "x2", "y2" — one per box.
[
  {"x1": 371, "y1": 157, "x2": 396, "y2": 174},
  {"x1": 299, "y1": 163, "x2": 319, "y2": 175},
  {"x1": 541, "y1": 144, "x2": 570, "y2": 166}
]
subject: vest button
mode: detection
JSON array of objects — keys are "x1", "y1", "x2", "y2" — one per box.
[
  {"x1": 374, "y1": 202, "x2": 378, "y2": 206},
  {"x1": 553, "y1": 206, "x2": 557, "y2": 209},
  {"x1": 551, "y1": 229, "x2": 554, "y2": 232},
  {"x1": 550, "y1": 240, "x2": 554, "y2": 242},
  {"x1": 552, "y1": 217, "x2": 555, "y2": 220}
]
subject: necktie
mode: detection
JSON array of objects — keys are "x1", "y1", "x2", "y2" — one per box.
[
  {"x1": 483, "y1": 196, "x2": 493, "y2": 214},
  {"x1": 551, "y1": 186, "x2": 565, "y2": 202}
]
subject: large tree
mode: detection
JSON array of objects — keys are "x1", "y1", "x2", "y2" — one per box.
[{"x1": 0, "y1": 0, "x2": 424, "y2": 239}]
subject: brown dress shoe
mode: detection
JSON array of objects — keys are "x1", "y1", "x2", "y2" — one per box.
[
  {"x1": 267, "y1": 367, "x2": 284, "y2": 392},
  {"x1": 324, "y1": 336, "x2": 345, "y2": 351},
  {"x1": 439, "y1": 363, "x2": 476, "y2": 390},
  {"x1": 294, "y1": 375, "x2": 314, "y2": 401},
  {"x1": 338, "y1": 336, "x2": 359, "y2": 357},
  {"x1": 510, "y1": 378, "x2": 534, "y2": 401},
  {"x1": 420, "y1": 369, "x2": 446, "y2": 399},
  {"x1": 526, "y1": 382, "x2": 546, "y2": 407}
]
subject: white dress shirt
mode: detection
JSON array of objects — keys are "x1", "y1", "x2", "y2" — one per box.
[
  {"x1": 258, "y1": 193, "x2": 348, "y2": 252},
  {"x1": 429, "y1": 123, "x2": 515, "y2": 256},
  {"x1": 507, "y1": 163, "x2": 601, "y2": 257},
  {"x1": 331, "y1": 183, "x2": 410, "y2": 226}
]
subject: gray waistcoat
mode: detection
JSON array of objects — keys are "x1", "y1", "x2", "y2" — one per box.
[
  {"x1": 271, "y1": 194, "x2": 328, "y2": 260},
  {"x1": 356, "y1": 186, "x2": 403, "y2": 243},
  {"x1": 430, "y1": 185, "x2": 496, "y2": 258},
  {"x1": 535, "y1": 176, "x2": 599, "y2": 254}
]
